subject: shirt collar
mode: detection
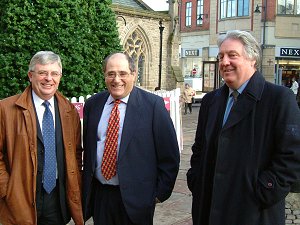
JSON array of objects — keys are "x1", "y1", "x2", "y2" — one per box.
[
  {"x1": 32, "y1": 90, "x2": 55, "y2": 107},
  {"x1": 228, "y1": 79, "x2": 250, "y2": 96},
  {"x1": 106, "y1": 94, "x2": 130, "y2": 105}
]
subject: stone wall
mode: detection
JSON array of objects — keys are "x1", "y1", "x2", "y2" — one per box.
[{"x1": 112, "y1": 5, "x2": 180, "y2": 91}]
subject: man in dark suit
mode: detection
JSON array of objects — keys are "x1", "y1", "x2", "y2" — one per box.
[
  {"x1": 0, "y1": 51, "x2": 83, "y2": 225},
  {"x1": 82, "y1": 52, "x2": 180, "y2": 225},
  {"x1": 187, "y1": 30, "x2": 300, "y2": 225}
]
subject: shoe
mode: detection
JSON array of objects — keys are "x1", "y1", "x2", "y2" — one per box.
[{"x1": 184, "y1": 112, "x2": 187, "y2": 115}]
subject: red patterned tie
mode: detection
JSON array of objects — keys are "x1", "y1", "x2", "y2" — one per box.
[{"x1": 101, "y1": 99, "x2": 121, "y2": 180}]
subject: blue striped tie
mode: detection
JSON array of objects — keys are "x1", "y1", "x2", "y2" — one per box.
[{"x1": 42, "y1": 101, "x2": 56, "y2": 194}]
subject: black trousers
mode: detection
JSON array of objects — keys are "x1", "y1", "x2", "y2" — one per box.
[
  {"x1": 93, "y1": 180, "x2": 134, "y2": 225},
  {"x1": 36, "y1": 184, "x2": 65, "y2": 225},
  {"x1": 93, "y1": 179, "x2": 150, "y2": 225},
  {"x1": 185, "y1": 103, "x2": 192, "y2": 113}
]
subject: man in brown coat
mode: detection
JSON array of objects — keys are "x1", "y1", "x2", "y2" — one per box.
[{"x1": 0, "y1": 51, "x2": 83, "y2": 225}]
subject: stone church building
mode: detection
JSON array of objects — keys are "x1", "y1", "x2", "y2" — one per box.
[{"x1": 111, "y1": 0, "x2": 183, "y2": 91}]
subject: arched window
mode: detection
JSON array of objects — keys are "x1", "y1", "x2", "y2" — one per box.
[{"x1": 124, "y1": 30, "x2": 146, "y2": 86}]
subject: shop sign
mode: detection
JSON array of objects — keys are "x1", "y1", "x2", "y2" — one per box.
[
  {"x1": 185, "y1": 49, "x2": 199, "y2": 57},
  {"x1": 280, "y1": 48, "x2": 300, "y2": 57}
]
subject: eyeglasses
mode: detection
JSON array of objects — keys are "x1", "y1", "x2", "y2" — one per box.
[
  {"x1": 105, "y1": 72, "x2": 131, "y2": 79},
  {"x1": 31, "y1": 70, "x2": 62, "y2": 78}
]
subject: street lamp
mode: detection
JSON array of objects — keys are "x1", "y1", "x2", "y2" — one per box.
[
  {"x1": 254, "y1": 0, "x2": 267, "y2": 72},
  {"x1": 157, "y1": 20, "x2": 165, "y2": 90},
  {"x1": 197, "y1": 13, "x2": 208, "y2": 21}
]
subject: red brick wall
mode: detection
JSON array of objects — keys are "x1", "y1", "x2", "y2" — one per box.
[{"x1": 179, "y1": 0, "x2": 210, "y2": 32}]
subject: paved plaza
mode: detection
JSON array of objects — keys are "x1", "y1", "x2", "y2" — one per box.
[{"x1": 153, "y1": 105, "x2": 199, "y2": 225}]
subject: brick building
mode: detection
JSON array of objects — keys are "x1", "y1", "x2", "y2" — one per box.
[{"x1": 178, "y1": 0, "x2": 300, "y2": 91}]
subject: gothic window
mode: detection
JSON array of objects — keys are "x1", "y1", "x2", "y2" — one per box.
[{"x1": 124, "y1": 30, "x2": 146, "y2": 86}]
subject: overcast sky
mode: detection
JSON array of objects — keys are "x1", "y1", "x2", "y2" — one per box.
[{"x1": 143, "y1": 0, "x2": 169, "y2": 11}]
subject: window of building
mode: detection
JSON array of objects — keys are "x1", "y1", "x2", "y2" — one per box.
[
  {"x1": 124, "y1": 30, "x2": 146, "y2": 86},
  {"x1": 220, "y1": 0, "x2": 249, "y2": 19},
  {"x1": 220, "y1": 0, "x2": 226, "y2": 18},
  {"x1": 227, "y1": 0, "x2": 236, "y2": 17},
  {"x1": 186, "y1": 2, "x2": 192, "y2": 26},
  {"x1": 196, "y1": 0, "x2": 204, "y2": 25},
  {"x1": 237, "y1": 0, "x2": 249, "y2": 16},
  {"x1": 278, "y1": 0, "x2": 300, "y2": 15}
]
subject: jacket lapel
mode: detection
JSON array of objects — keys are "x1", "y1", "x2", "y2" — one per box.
[
  {"x1": 36, "y1": 119, "x2": 43, "y2": 143},
  {"x1": 206, "y1": 86, "x2": 228, "y2": 140},
  {"x1": 223, "y1": 72, "x2": 265, "y2": 130},
  {"x1": 118, "y1": 87, "x2": 141, "y2": 161}
]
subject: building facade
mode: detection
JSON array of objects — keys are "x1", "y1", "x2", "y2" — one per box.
[
  {"x1": 178, "y1": 0, "x2": 300, "y2": 91},
  {"x1": 111, "y1": 0, "x2": 182, "y2": 91}
]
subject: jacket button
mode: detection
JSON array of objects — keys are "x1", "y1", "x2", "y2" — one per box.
[{"x1": 267, "y1": 182, "x2": 273, "y2": 187}]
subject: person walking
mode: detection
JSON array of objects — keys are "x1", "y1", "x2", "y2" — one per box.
[
  {"x1": 82, "y1": 52, "x2": 180, "y2": 225},
  {"x1": 290, "y1": 77, "x2": 299, "y2": 98},
  {"x1": 187, "y1": 30, "x2": 300, "y2": 225},
  {"x1": 183, "y1": 83, "x2": 195, "y2": 114},
  {"x1": 0, "y1": 51, "x2": 84, "y2": 225}
]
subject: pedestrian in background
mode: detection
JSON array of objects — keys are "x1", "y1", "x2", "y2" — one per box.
[
  {"x1": 183, "y1": 83, "x2": 195, "y2": 114},
  {"x1": 82, "y1": 52, "x2": 180, "y2": 225},
  {"x1": 0, "y1": 51, "x2": 83, "y2": 225},
  {"x1": 187, "y1": 30, "x2": 300, "y2": 225},
  {"x1": 290, "y1": 77, "x2": 299, "y2": 98}
]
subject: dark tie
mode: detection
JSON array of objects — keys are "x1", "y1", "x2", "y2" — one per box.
[
  {"x1": 101, "y1": 99, "x2": 121, "y2": 180},
  {"x1": 231, "y1": 90, "x2": 239, "y2": 103},
  {"x1": 42, "y1": 101, "x2": 56, "y2": 193},
  {"x1": 222, "y1": 90, "x2": 239, "y2": 126}
]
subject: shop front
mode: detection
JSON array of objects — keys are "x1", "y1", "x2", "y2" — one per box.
[
  {"x1": 181, "y1": 47, "x2": 221, "y2": 93},
  {"x1": 181, "y1": 48, "x2": 203, "y2": 78},
  {"x1": 275, "y1": 47, "x2": 300, "y2": 86}
]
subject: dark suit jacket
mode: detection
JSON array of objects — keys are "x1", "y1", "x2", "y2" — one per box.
[
  {"x1": 187, "y1": 71, "x2": 300, "y2": 225},
  {"x1": 82, "y1": 87, "x2": 180, "y2": 224}
]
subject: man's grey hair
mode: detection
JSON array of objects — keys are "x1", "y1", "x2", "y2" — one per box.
[
  {"x1": 28, "y1": 51, "x2": 62, "y2": 72},
  {"x1": 217, "y1": 30, "x2": 261, "y2": 69}
]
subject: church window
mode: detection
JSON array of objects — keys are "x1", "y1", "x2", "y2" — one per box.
[{"x1": 124, "y1": 30, "x2": 146, "y2": 86}]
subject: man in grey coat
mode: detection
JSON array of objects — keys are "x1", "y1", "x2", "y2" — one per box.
[{"x1": 187, "y1": 30, "x2": 300, "y2": 225}]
